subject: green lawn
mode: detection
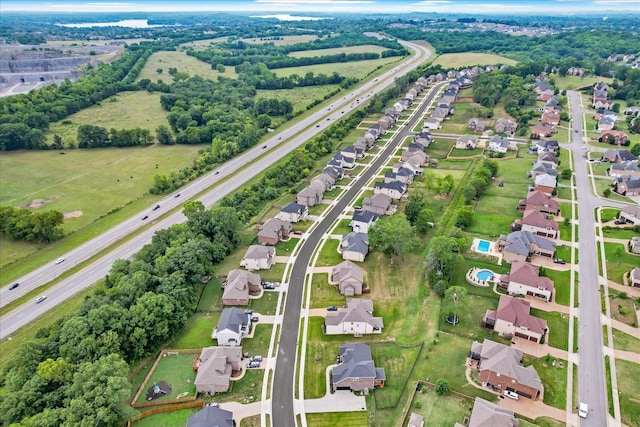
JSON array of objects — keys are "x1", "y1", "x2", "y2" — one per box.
[
  {"x1": 135, "y1": 353, "x2": 197, "y2": 404},
  {"x1": 530, "y1": 309, "x2": 569, "y2": 351},
  {"x1": 306, "y1": 412, "x2": 369, "y2": 427},
  {"x1": 273, "y1": 56, "x2": 403, "y2": 80},
  {"x1": 426, "y1": 139, "x2": 455, "y2": 159},
  {"x1": 466, "y1": 194, "x2": 522, "y2": 237},
  {"x1": 240, "y1": 324, "x2": 273, "y2": 358},
  {"x1": 276, "y1": 237, "x2": 300, "y2": 256},
  {"x1": 552, "y1": 74, "x2": 613, "y2": 91},
  {"x1": 316, "y1": 239, "x2": 343, "y2": 266},
  {"x1": 132, "y1": 407, "x2": 201, "y2": 427},
  {"x1": 137, "y1": 50, "x2": 238, "y2": 81},
  {"x1": 433, "y1": 52, "x2": 517, "y2": 68},
  {"x1": 289, "y1": 45, "x2": 387, "y2": 58},
  {"x1": 602, "y1": 226, "x2": 640, "y2": 240},
  {"x1": 523, "y1": 355, "x2": 568, "y2": 410},
  {"x1": 171, "y1": 313, "x2": 217, "y2": 349},
  {"x1": 248, "y1": 291, "x2": 279, "y2": 316},
  {"x1": 543, "y1": 269, "x2": 571, "y2": 306},
  {"x1": 603, "y1": 242, "x2": 639, "y2": 284},
  {"x1": 612, "y1": 328, "x2": 640, "y2": 353},
  {"x1": 405, "y1": 386, "x2": 474, "y2": 427},
  {"x1": 608, "y1": 289, "x2": 638, "y2": 327},
  {"x1": 371, "y1": 343, "x2": 423, "y2": 409},
  {"x1": 257, "y1": 86, "x2": 341, "y2": 114},
  {"x1": 616, "y1": 359, "x2": 640, "y2": 427},
  {"x1": 438, "y1": 294, "x2": 505, "y2": 343},
  {"x1": 600, "y1": 208, "x2": 621, "y2": 223},
  {"x1": 310, "y1": 273, "x2": 345, "y2": 309},
  {"x1": 210, "y1": 369, "x2": 263, "y2": 405}
]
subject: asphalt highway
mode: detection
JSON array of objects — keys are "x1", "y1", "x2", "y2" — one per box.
[
  {"x1": 0, "y1": 38, "x2": 431, "y2": 339},
  {"x1": 271, "y1": 80, "x2": 447, "y2": 427}
]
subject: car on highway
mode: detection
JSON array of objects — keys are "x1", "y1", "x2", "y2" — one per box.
[
  {"x1": 575, "y1": 129, "x2": 579, "y2": 133},
  {"x1": 35, "y1": 295, "x2": 47, "y2": 304},
  {"x1": 55, "y1": 257, "x2": 65, "y2": 264},
  {"x1": 579, "y1": 402, "x2": 588, "y2": 418},
  {"x1": 504, "y1": 390, "x2": 519, "y2": 400},
  {"x1": 174, "y1": 193, "x2": 181, "y2": 197},
  {"x1": 327, "y1": 306, "x2": 338, "y2": 311},
  {"x1": 142, "y1": 215, "x2": 149, "y2": 220},
  {"x1": 262, "y1": 145, "x2": 267, "y2": 149},
  {"x1": 553, "y1": 258, "x2": 566, "y2": 264},
  {"x1": 9, "y1": 283, "x2": 19, "y2": 290},
  {"x1": 152, "y1": 204, "x2": 160, "y2": 211}
]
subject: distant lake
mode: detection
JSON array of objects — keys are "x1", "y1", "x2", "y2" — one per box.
[
  {"x1": 250, "y1": 14, "x2": 326, "y2": 21},
  {"x1": 56, "y1": 19, "x2": 166, "y2": 28}
]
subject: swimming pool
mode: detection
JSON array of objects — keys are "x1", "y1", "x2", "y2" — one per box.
[
  {"x1": 477, "y1": 240, "x2": 491, "y2": 253},
  {"x1": 475, "y1": 269, "x2": 494, "y2": 281}
]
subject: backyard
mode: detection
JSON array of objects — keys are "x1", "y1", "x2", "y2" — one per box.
[
  {"x1": 135, "y1": 352, "x2": 198, "y2": 405},
  {"x1": 523, "y1": 355, "x2": 568, "y2": 410},
  {"x1": 604, "y1": 242, "x2": 639, "y2": 284}
]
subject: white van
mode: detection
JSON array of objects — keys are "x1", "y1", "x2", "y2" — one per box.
[
  {"x1": 578, "y1": 402, "x2": 588, "y2": 418},
  {"x1": 504, "y1": 390, "x2": 519, "y2": 400}
]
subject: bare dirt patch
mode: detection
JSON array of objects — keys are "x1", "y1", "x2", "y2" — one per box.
[
  {"x1": 63, "y1": 211, "x2": 84, "y2": 220},
  {"x1": 28, "y1": 199, "x2": 46, "y2": 209}
]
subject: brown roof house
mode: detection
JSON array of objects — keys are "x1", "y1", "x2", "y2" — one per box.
[
  {"x1": 499, "y1": 261, "x2": 555, "y2": 302},
  {"x1": 603, "y1": 149, "x2": 638, "y2": 164},
  {"x1": 518, "y1": 190, "x2": 559, "y2": 216},
  {"x1": 609, "y1": 161, "x2": 640, "y2": 179},
  {"x1": 494, "y1": 118, "x2": 518, "y2": 135},
  {"x1": 193, "y1": 346, "x2": 242, "y2": 394},
  {"x1": 341, "y1": 232, "x2": 369, "y2": 262},
  {"x1": 222, "y1": 269, "x2": 261, "y2": 306},
  {"x1": 496, "y1": 231, "x2": 556, "y2": 264},
  {"x1": 240, "y1": 245, "x2": 275, "y2": 271},
  {"x1": 257, "y1": 218, "x2": 292, "y2": 245},
  {"x1": 324, "y1": 299, "x2": 383, "y2": 335},
  {"x1": 483, "y1": 295, "x2": 547, "y2": 343},
  {"x1": 469, "y1": 339, "x2": 541, "y2": 400},
  {"x1": 511, "y1": 209, "x2": 559, "y2": 239},
  {"x1": 332, "y1": 343, "x2": 385, "y2": 392},
  {"x1": 531, "y1": 123, "x2": 555, "y2": 138},
  {"x1": 614, "y1": 176, "x2": 640, "y2": 196},
  {"x1": 619, "y1": 206, "x2": 640, "y2": 225},
  {"x1": 362, "y1": 193, "x2": 394, "y2": 216},
  {"x1": 468, "y1": 118, "x2": 486, "y2": 132},
  {"x1": 600, "y1": 130, "x2": 629, "y2": 145},
  {"x1": 331, "y1": 260, "x2": 364, "y2": 296},
  {"x1": 400, "y1": 149, "x2": 428, "y2": 165},
  {"x1": 456, "y1": 135, "x2": 479, "y2": 150},
  {"x1": 454, "y1": 397, "x2": 519, "y2": 427},
  {"x1": 630, "y1": 267, "x2": 640, "y2": 288}
]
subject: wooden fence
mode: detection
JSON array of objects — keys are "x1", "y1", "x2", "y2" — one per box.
[{"x1": 127, "y1": 400, "x2": 205, "y2": 426}]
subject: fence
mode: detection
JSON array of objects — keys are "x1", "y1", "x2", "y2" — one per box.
[
  {"x1": 399, "y1": 380, "x2": 476, "y2": 426},
  {"x1": 127, "y1": 400, "x2": 205, "y2": 426}
]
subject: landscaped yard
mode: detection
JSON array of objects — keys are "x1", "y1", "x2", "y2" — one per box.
[
  {"x1": 316, "y1": 238, "x2": 343, "y2": 266},
  {"x1": 603, "y1": 242, "x2": 639, "y2": 284},
  {"x1": 404, "y1": 386, "x2": 474, "y2": 426},
  {"x1": 306, "y1": 411, "x2": 369, "y2": 427},
  {"x1": 523, "y1": 355, "x2": 568, "y2": 410},
  {"x1": 616, "y1": 359, "x2": 640, "y2": 427},
  {"x1": 530, "y1": 309, "x2": 569, "y2": 351},
  {"x1": 135, "y1": 353, "x2": 197, "y2": 405},
  {"x1": 611, "y1": 328, "x2": 640, "y2": 353}
]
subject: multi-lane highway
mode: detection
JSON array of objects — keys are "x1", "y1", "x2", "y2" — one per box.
[
  {"x1": 271, "y1": 79, "x2": 445, "y2": 427},
  {"x1": 0, "y1": 38, "x2": 431, "y2": 339}
]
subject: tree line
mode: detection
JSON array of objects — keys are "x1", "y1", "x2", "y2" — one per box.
[
  {"x1": 0, "y1": 206, "x2": 64, "y2": 243},
  {"x1": 74, "y1": 125, "x2": 154, "y2": 148}
]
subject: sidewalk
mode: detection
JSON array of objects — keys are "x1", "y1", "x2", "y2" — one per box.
[
  {"x1": 498, "y1": 394, "x2": 570, "y2": 425},
  {"x1": 603, "y1": 315, "x2": 640, "y2": 339}
]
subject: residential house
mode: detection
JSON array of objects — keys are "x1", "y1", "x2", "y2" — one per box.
[
  {"x1": 332, "y1": 343, "x2": 385, "y2": 392},
  {"x1": 538, "y1": 151, "x2": 559, "y2": 167},
  {"x1": 609, "y1": 161, "x2": 640, "y2": 178},
  {"x1": 469, "y1": 339, "x2": 541, "y2": 400},
  {"x1": 392, "y1": 102, "x2": 405, "y2": 113},
  {"x1": 350, "y1": 210, "x2": 379, "y2": 234},
  {"x1": 594, "y1": 82, "x2": 610, "y2": 91},
  {"x1": 222, "y1": 269, "x2": 261, "y2": 305},
  {"x1": 630, "y1": 237, "x2": 640, "y2": 254},
  {"x1": 543, "y1": 98, "x2": 561, "y2": 114},
  {"x1": 406, "y1": 142, "x2": 424, "y2": 153},
  {"x1": 328, "y1": 153, "x2": 356, "y2": 169},
  {"x1": 258, "y1": 218, "x2": 292, "y2": 245},
  {"x1": 619, "y1": 205, "x2": 640, "y2": 225},
  {"x1": 277, "y1": 202, "x2": 308, "y2": 223},
  {"x1": 624, "y1": 106, "x2": 640, "y2": 116},
  {"x1": 541, "y1": 112, "x2": 560, "y2": 126},
  {"x1": 297, "y1": 181, "x2": 325, "y2": 207},
  {"x1": 401, "y1": 149, "x2": 428, "y2": 165},
  {"x1": 402, "y1": 158, "x2": 424, "y2": 175},
  {"x1": 408, "y1": 413, "x2": 424, "y2": 427},
  {"x1": 614, "y1": 176, "x2": 640, "y2": 196},
  {"x1": 630, "y1": 268, "x2": 640, "y2": 288},
  {"x1": 422, "y1": 117, "x2": 441, "y2": 130},
  {"x1": 535, "y1": 140, "x2": 559, "y2": 154},
  {"x1": 214, "y1": 307, "x2": 251, "y2": 346},
  {"x1": 537, "y1": 89, "x2": 555, "y2": 101},
  {"x1": 193, "y1": 346, "x2": 242, "y2": 394},
  {"x1": 598, "y1": 116, "x2": 616, "y2": 130},
  {"x1": 600, "y1": 130, "x2": 629, "y2": 145},
  {"x1": 494, "y1": 118, "x2": 518, "y2": 135},
  {"x1": 483, "y1": 295, "x2": 547, "y2": 343},
  {"x1": 454, "y1": 397, "x2": 520, "y2": 427},
  {"x1": 430, "y1": 108, "x2": 448, "y2": 122},
  {"x1": 331, "y1": 260, "x2": 364, "y2": 296},
  {"x1": 603, "y1": 149, "x2": 637, "y2": 164},
  {"x1": 456, "y1": 135, "x2": 478, "y2": 149},
  {"x1": 354, "y1": 139, "x2": 368, "y2": 153},
  {"x1": 531, "y1": 123, "x2": 555, "y2": 138},
  {"x1": 530, "y1": 162, "x2": 558, "y2": 180},
  {"x1": 240, "y1": 246, "x2": 275, "y2": 271},
  {"x1": 511, "y1": 209, "x2": 559, "y2": 239},
  {"x1": 518, "y1": 190, "x2": 560, "y2": 216},
  {"x1": 499, "y1": 261, "x2": 555, "y2": 301},
  {"x1": 373, "y1": 181, "x2": 406, "y2": 200},
  {"x1": 533, "y1": 81, "x2": 551, "y2": 95},
  {"x1": 358, "y1": 134, "x2": 375, "y2": 149},
  {"x1": 362, "y1": 193, "x2": 394, "y2": 216},
  {"x1": 325, "y1": 299, "x2": 383, "y2": 335},
  {"x1": 368, "y1": 123, "x2": 384, "y2": 137},
  {"x1": 414, "y1": 131, "x2": 432, "y2": 148},
  {"x1": 568, "y1": 67, "x2": 584, "y2": 76},
  {"x1": 377, "y1": 115, "x2": 393, "y2": 130},
  {"x1": 341, "y1": 232, "x2": 369, "y2": 262},
  {"x1": 311, "y1": 173, "x2": 336, "y2": 192},
  {"x1": 594, "y1": 109, "x2": 618, "y2": 121},
  {"x1": 488, "y1": 135, "x2": 509, "y2": 154},
  {"x1": 496, "y1": 231, "x2": 556, "y2": 264},
  {"x1": 187, "y1": 406, "x2": 233, "y2": 427},
  {"x1": 467, "y1": 118, "x2": 486, "y2": 132},
  {"x1": 534, "y1": 173, "x2": 557, "y2": 194}
]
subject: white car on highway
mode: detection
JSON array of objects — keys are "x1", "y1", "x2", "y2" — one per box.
[{"x1": 55, "y1": 258, "x2": 65, "y2": 264}]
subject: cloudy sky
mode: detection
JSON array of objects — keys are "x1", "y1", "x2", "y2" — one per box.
[{"x1": 1, "y1": 0, "x2": 639, "y2": 14}]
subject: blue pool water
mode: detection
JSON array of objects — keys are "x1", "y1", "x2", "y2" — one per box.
[
  {"x1": 476, "y1": 269, "x2": 494, "y2": 281},
  {"x1": 477, "y1": 240, "x2": 491, "y2": 253}
]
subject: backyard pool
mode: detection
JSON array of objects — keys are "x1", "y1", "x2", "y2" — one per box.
[
  {"x1": 475, "y1": 269, "x2": 495, "y2": 281},
  {"x1": 477, "y1": 239, "x2": 491, "y2": 253}
]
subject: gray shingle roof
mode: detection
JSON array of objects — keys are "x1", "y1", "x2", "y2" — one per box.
[
  {"x1": 217, "y1": 307, "x2": 249, "y2": 334},
  {"x1": 187, "y1": 406, "x2": 234, "y2": 427},
  {"x1": 281, "y1": 202, "x2": 305, "y2": 214},
  {"x1": 332, "y1": 343, "x2": 377, "y2": 384}
]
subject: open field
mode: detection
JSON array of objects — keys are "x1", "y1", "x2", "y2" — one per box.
[
  {"x1": 551, "y1": 74, "x2": 613, "y2": 91},
  {"x1": 288, "y1": 45, "x2": 387, "y2": 58},
  {"x1": 616, "y1": 359, "x2": 640, "y2": 427},
  {"x1": 46, "y1": 91, "x2": 169, "y2": 144},
  {"x1": 257, "y1": 86, "x2": 341, "y2": 113},
  {"x1": 273, "y1": 56, "x2": 403, "y2": 80},
  {"x1": 433, "y1": 52, "x2": 518, "y2": 68},
  {"x1": 136, "y1": 50, "x2": 238, "y2": 81}
]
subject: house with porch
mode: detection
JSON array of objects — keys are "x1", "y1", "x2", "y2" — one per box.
[
  {"x1": 469, "y1": 339, "x2": 541, "y2": 400},
  {"x1": 496, "y1": 231, "x2": 556, "y2": 264},
  {"x1": 324, "y1": 299, "x2": 383, "y2": 335},
  {"x1": 350, "y1": 210, "x2": 379, "y2": 234},
  {"x1": 240, "y1": 246, "x2": 275, "y2": 271},
  {"x1": 331, "y1": 260, "x2": 364, "y2": 296},
  {"x1": 483, "y1": 295, "x2": 547, "y2": 343},
  {"x1": 193, "y1": 346, "x2": 243, "y2": 394},
  {"x1": 499, "y1": 261, "x2": 555, "y2": 301},
  {"x1": 214, "y1": 307, "x2": 251, "y2": 346},
  {"x1": 332, "y1": 343, "x2": 385, "y2": 392}
]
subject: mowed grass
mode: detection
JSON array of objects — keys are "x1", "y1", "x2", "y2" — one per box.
[
  {"x1": 289, "y1": 45, "x2": 387, "y2": 58},
  {"x1": 612, "y1": 328, "x2": 640, "y2": 353},
  {"x1": 406, "y1": 387, "x2": 473, "y2": 427},
  {"x1": 603, "y1": 242, "x2": 639, "y2": 284},
  {"x1": 135, "y1": 353, "x2": 197, "y2": 404},
  {"x1": 136, "y1": 50, "x2": 238, "y2": 81},
  {"x1": 46, "y1": 91, "x2": 169, "y2": 143},
  {"x1": 530, "y1": 309, "x2": 569, "y2": 351},
  {"x1": 273, "y1": 56, "x2": 402, "y2": 80},
  {"x1": 551, "y1": 74, "x2": 614, "y2": 91},
  {"x1": 433, "y1": 52, "x2": 517, "y2": 68},
  {"x1": 132, "y1": 407, "x2": 201, "y2": 427},
  {"x1": 615, "y1": 359, "x2": 640, "y2": 427},
  {"x1": 523, "y1": 355, "x2": 568, "y2": 410},
  {"x1": 257, "y1": 86, "x2": 341, "y2": 113},
  {"x1": 306, "y1": 412, "x2": 368, "y2": 427}
]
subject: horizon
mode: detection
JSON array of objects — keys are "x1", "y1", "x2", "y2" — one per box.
[{"x1": 1, "y1": 0, "x2": 640, "y2": 15}]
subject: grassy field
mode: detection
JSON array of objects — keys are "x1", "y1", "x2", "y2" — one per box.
[
  {"x1": 135, "y1": 353, "x2": 197, "y2": 404},
  {"x1": 433, "y1": 52, "x2": 517, "y2": 68},
  {"x1": 603, "y1": 242, "x2": 639, "y2": 284},
  {"x1": 531, "y1": 309, "x2": 569, "y2": 351},
  {"x1": 257, "y1": 86, "x2": 341, "y2": 113},
  {"x1": 523, "y1": 355, "x2": 568, "y2": 410},
  {"x1": 616, "y1": 359, "x2": 640, "y2": 427},
  {"x1": 0, "y1": 143, "x2": 202, "y2": 267},
  {"x1": 551, "y1": 74, "x2": 614, "y2": 91},
  {"x1": 136, "y1": 50, "x2": 238, "y2": 81},
  {"x1": 46, "y1": 91, "x2": 169, "y2": 144},
  {"x1": 273, "y1": 56, "x2": 403, "y2": 80},
  {"x1": 607, "y1": 289, "x2": 638, "y2": 327},
  {"x1": 288, "y1": 45, "x2": 387, "y2": 58}
]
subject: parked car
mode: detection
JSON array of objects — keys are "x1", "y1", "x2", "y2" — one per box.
[
  {"x1": 327, "y1": 306, "x2": 338, "y2": 311},
  {"x1": 35, "y1": 295, "x2": 47, "y2": 304},
  {"x1": 578, "y1": 402, "x2": 588, "y2": 418},
  {"x1": 553, "y1": 258, "x2": 566, "y2": 264},
  {"x1": 251, "y1": 355, "x2": 263, "y2": 362},
  {"x1": 55, "y1": 257, "x2": 65, "y2": 264},
  {"x1": 251, "y1": 316, "x2": 259, "y2": 323},
  {"x1": 247, "y1": 361, "x2": 261, "y2": 369},
  {"x1": 614, "y1": 219, "x2": 626, "y2": 225},
  {"x1": 9, "y1": 283, "x2": 19, "y2": 290},
  {"x1": 244, "y1": 309, "x2": 253, "y2": 314},
  {"x1": 152, "y1": 204, "x2": 160, "y2": 211},
  {"x1": 504, "y1": 390, "x2": 519, "y2": 400}
]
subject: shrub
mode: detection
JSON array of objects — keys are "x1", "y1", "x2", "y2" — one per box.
[{"x1": 435, "y1": 378, "x2": 450, "y2": 395}]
